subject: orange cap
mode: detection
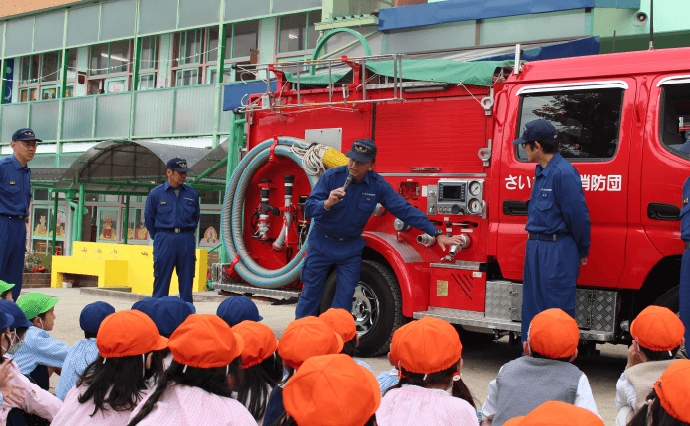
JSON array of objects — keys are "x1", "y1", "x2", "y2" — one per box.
[
  {"x1": 654, "y1": 359, "x2": 690, "y2": 422},
  {"x1": 630, "y1": 305, "x2": 685, "y2": 351},
  {"x1": 319, "y1": 308, "x2": 357, "y2": 342},
  {"x1": 283, "y1": 354, "x2": 380, "y2": 426},
  {"x1": 277, "y1": 317, "x2": 344, "y2": 369},
  {"x1": 393, "y1": 317, "x2": 462, "y2": 374},
  {"x1": 510, "y1": 401, "x2": 604, "y2": 426},
  {"x1": 97, "y1": 310, "x2": 168, "y2": 358},
  {"x1": 169, "y1": 314, "x2": 244, "y2": 369},
  {"x1": 389, "y1": 321, "x2": 415, "y2": 367},
  {"x1": 528, "y1": 309, "x2": 579, "y2": 359},
  {"x1": 232, "y1": 320, "x2": 279, "y2": 369},
  {"x1": 503, "y1": 417, "x2": 525, "y2": 426}
]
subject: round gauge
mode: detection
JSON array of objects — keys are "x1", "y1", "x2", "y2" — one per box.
[
  {"x1": 468, "y1": 198, "x2": 481, "y2": 214},
  {"x1": 469, "y1": 181, "x2": 482, "y2": 196}
]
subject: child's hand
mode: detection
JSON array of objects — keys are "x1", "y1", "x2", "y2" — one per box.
[
  {"x1": 0, "y1": 359, "x2": 26, "y2": 405},
  {"x1": 625, "y1": 341, "x2": 645, "y2": 369}
]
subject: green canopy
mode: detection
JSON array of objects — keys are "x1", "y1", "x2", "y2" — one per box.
[{"x1": 285, "y1": 59, "x2": 516, "y2": 87}]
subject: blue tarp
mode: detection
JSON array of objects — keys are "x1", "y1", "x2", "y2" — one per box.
[
  {"x1": 378, "y1": 0, "x2": 639, "y2": 32},
  {"x1": 223, "y1": 81, "x2": 277, "y2": 111},
  {"x1": 474, "y1": 37, "x2": 601, "y2": 63}
]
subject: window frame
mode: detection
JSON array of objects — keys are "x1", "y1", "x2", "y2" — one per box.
[
  {"x1": 17, "y1": 51, "x2": 64, "y2": 103},
  {"x1": 277, "y1": 11, "x2": 321, "y2": 55},
  {"x1": 657, "y1": 82, "x2": 690, "y2": 161},
  {"x1": 87, "y1": 40, "x2": 133, "y2": 95}
]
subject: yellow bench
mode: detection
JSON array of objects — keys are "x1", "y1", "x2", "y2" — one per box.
[{"x1": 51, "y1": 242, "x2": 208, "y2": 295}]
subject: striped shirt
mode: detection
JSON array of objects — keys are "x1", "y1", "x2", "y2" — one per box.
[
  {"x1": 377, "y1": 368, "x2": 400, "y2": 396},
  {"x1": 10, "y1": 326, "x2": 69, "y2": 375},
  {"x1": 55, "y1": 339, "x2": 99, "y2": 400},
  {"x1": 51, "y1": 384, "x2": 152, "y2": 426},
  {"x1": 376, "y1": 384, "x2": 478, "y2": 426}
]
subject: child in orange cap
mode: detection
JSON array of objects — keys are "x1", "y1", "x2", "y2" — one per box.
[
  {"x1": 628, "y1": 359, "x2": 690, "y2": 426},
  {"x1": 503, "y1": 401, "x2": 604, "y2": 426},
  {"x1": 278, "y1": 354, "x2": 381, "y2": 426},
  {"x1": 615, "y1": 305, "x2": 685, "y2": 426},
  {"x1": 481, "y1": 308, "x2": 599, "y2": 426},
  {"x1": 319, "y1": 308, "x2": 373, "y2": 372},
  {"x1": 262, "y1": 317, "x2": 343, "y2": 426},
  {"x1": 127, "y1": 314, "x2": 257, "y2": 426},
  {"x1": 231, "y1": 321, "x2": 282, "y2": 426},
  {"x1": 376, "y1": 316, "x2": 477, "y2": 426},
  {"x1": 51, "y1": 310, "x2": 168, "y2": 426}
]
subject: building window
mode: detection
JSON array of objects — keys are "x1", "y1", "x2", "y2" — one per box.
[
  {"x1": 140, "y1": 36, "x2": 159, "y2": 70},
  {"x1": 227, "y1": 21, "x2": 259, "y2": 59},
  {"x1": 278, "y1": 11, "x2": 321, "y2": 54},
  {"x1": 88, "y1": 41, "x2": 133, "y2": 94},
  {"x1": 172, "y1": 29, "x2": 205, "y2": 87},
  {"x1": 18, "y1": 51, "x2": 63, "y2": 102},
  {"x1": 139, "y1": 73, "x2": 156, "y2": 90}
]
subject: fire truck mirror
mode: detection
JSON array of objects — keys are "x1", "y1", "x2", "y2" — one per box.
[{"x1": 503, "y1": 200, "x2": 528, "y2": 216}]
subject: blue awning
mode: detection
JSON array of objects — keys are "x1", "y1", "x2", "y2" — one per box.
[
  {"x1": 473, "y1": 37, "x2": 601, "y2": 63},
  {"x1": 223, "y1": 81, "x2": 277, "y2": 112},
  {"x1": 378, "y1": 0, "x2": 640, "y2": 32}
]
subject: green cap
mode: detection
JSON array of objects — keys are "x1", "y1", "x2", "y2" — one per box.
[
  {"x1": 16, "y1": 293, "x2": 59, "y2": 320},
  {"x1": 0, "y1": 280, "x2": 15, "y2": 294}
]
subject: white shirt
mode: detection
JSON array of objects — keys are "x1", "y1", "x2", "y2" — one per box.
[
  {"x1": 615, "y1": 373, "x2": 636, "y2": 411},
  {"x1": 481, "y1": 365, "x2": 600, "y2": 420},
  {"x1": 376, "y1": 384, "x2": 478, "y2": 426}
]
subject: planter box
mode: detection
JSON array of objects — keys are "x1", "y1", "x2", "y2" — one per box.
[{"x1": 22, "y1": 273, "x2": 51, "y2": 288}]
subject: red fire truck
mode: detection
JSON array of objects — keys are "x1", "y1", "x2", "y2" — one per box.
[{"x1": 212, "y1": 46, "x2": 690, "y2": 357}]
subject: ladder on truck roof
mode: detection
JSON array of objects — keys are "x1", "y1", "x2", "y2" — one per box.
[{"x1": 233, "y1": 53, "x2": 408, "y2": 113}]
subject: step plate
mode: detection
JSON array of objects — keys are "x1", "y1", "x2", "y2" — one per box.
[{"x1": 214, "y1": 282, "x2": 301, "y2": 299}]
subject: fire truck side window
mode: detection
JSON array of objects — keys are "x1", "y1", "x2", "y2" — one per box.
[
  {"x1": 516, "y1": 88, "x2": 624, "y2": 162},
  {"x1": 659, "y1": 84, "x2": 690, "y2": 158}
]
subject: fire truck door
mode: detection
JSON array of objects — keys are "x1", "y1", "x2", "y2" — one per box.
[
  {"x1": 497, "y1": 80, "x2": 635, "y2": 287},
  {"x1": 639, "y1": 75, "x2": 690, "y2": 260}
]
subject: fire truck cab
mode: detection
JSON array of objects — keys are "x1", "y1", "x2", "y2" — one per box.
[{"x1": 213, "y1": 47, "x2": 690, "y2": 357}]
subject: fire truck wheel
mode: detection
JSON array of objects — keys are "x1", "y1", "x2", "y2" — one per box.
[
  {"x1": 654, "y1": 285, "x2": 680, "y2": 314},
  {"x1": 318, "y1": 260, "x2": 404, "y2": 357}
]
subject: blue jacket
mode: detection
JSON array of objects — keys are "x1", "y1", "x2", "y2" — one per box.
[
  {"x1": 525, "y1": 153, "x2": 591, "y2": 258},
  {"x1": 145, "y1": 181, "x2": 200, "y2": 240},
  {"x1": 681, "y1": 177, "x2": 690, "y2": 242},
  {"x1": 0, "y1": 154, "x2": 31, "y2": 216},
  {"x1": 305, "y1": 166, "x2": 438, "y2": 238}
]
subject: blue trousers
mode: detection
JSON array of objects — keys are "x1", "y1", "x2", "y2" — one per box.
[
  {"x1": 295, "y1": 228, "x2": 366, "y2": 319},
  {"x1": 0, "y1": 216, "x2": 26, "y2": 301},
  {"x1": 152, "y1": 231, "x2": 196, "y2": 303},
  {"x1": 521, "y1": 237, "x2": 579, "y2": 344},
  {"x1": 680, "y1": 248, "x2": 690, "y2": 345}
]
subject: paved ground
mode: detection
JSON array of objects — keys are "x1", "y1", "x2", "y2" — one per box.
[{"x1": 32, "y1": 287, "x2": 627, "y2": 425}]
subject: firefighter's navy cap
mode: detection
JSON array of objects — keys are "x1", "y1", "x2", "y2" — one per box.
[
  {"x1": 12, "y1": 128, "x2": 42, "y2": 143},
  {"x1": 512, "y1": 119, "x2": 557, "y2": 145},
  {"x1": 166, "y1": 157, "x2": 192, "y2": 172},
  {"x1": 345, "y1": 139, "x2": 377, "y2": 163}
]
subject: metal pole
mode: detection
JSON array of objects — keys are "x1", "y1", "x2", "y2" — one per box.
[
  {"x1": 362, "y1": 59, "x2": 366, "y2": 100},
  {"x1": 393, "y1": 57, "x2": 397, "y2": 99},
  {"x1": 77, "y1": 183, "x2": 85, "y2": 242},
  {"x1": 296, "y1": 63, "x2": 301, "y2": 106},
  {"x1": 123, "y1": 195, "x2": 130, "y2": 244},
  {"x1": 51, "y1": 191, "x2": 59, "y2": 254}
]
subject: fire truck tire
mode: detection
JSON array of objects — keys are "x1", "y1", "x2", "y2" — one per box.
[
  {"x1": 654, "y1": 285, "x2": 680, "y2": 314},
  {"x1": 318, "y1": 260, "x2": 404, "y2": 357}
]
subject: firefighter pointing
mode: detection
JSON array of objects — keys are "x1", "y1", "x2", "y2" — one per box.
[
  {"x1": 296, "y1": 139, "x2": 463, "y2": 319},
  {"x1": 513, "y1": 119, "x2": 591, "y2": 344}
]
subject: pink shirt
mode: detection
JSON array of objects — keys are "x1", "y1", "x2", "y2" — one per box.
[
  {"x1": 0, "y1": 360, "x2": 62, "y2": 423},
  {"x1": 376, "y1": 385, "x2": 478, "y2": 426},
  {"x1": 50, "y1": 384, "x2": 152, "y2": 426},
  {"x1": 129, "y1": 384, "x2": 258, "y2": 426}
]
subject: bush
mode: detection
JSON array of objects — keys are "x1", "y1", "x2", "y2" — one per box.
[{"x1": 24, "y1": 252, "x2": 51, "y2": 273}]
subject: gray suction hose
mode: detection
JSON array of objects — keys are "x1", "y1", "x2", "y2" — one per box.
[{"x1": 221, "y1": 137, "x2": 317, "y2": 288}]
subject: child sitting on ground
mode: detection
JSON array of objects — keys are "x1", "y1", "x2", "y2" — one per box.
[
  {"x1": 13, "y1": 293, "x2": 69, "y2": 390},
  {"x1": 615, "y1": 305, "x2": 685, "y2": 426},
  {"x1": 376, "y1": 316, "x2": 477, "y2": 426},
  {"x1": 262, "y1": 317, "x2": 344, "y2": 426},
  {"x1": 127, "y1": 314, "x2": 258, "y2": 426},
  {"x1": 216, "y1": 296, "x2": 263, "y2": 327},
  {"x1": 628, "y1": 359, "x2": 690, "y2": 426},
  {"x1": 55, "y1": 301, "x2": 115, "y2": 400},
  {"x1": 319, "y1": 308, "x2": 373, "y2": 373},
  {"x1": 231, "y1": 320, "x2": 282, "y2": 425},
  {"x1": 146, "y1": 296, "x2": 195, "y2": 368},
  {"x1": 0, "y1": 280, "x2": 15, "y2": 300},
  {"x1": 278, "y1": 354, "x2": 381, "y2": 426},
  {"x1": 481, "y1": 308, "x2": 599, "y2": 426},
  {"x1": 50, "y1": 310, "x2": 167, "y2": 425}
]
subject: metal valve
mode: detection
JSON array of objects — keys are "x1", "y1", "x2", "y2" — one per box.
[{"x1": 448, "y1": 234, "x2": 472, "y2": 256}]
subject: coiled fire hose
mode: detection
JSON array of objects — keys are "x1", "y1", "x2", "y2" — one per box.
[{"x1": 221, "y1": 137, "x2": 348, "y2": 288}]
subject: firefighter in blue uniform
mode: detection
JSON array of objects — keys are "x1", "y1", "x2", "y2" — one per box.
[
  {"x1": 513, "y1": 119, "x2": 591, "y2": 344},
  {"x1": 679, "y1": 178, "x2": 690, "y2": 345},
  {"x1": 0, "y1": 128, "x2": 38, "y2": 301},
  {"x1": 145, "y1": 158, "x2": 200, "y2": 303},
  {"x1": 296, "y1": 138, "x2": 463, "y2": 319}
]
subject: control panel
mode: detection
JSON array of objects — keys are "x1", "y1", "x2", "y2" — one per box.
[{"x1": 426, "y1": 179, "x2": 485, "y2": 216}]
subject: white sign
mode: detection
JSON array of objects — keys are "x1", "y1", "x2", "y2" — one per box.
[{"x1": 504, "y1": 174, "x2": 622, "y2": 192}]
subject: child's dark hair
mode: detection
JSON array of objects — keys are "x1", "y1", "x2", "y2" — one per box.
[
  {"x1": 1, "y1": 289, "x2": 10, "y2": 299},
  {"x1": 276, "y1": 413, "x2": 377, "y2": 426},
  {"x1": 531, "y1": 350, "x2": 572, "y2": 363},
  {"x1": 388, "y1": 358, "x2": 475, "y2": 409},
  {"x1": 341, "y1": 337, "x2": 358, "y2": 357},
  {"x1": 128, "y1": 358, "x2": 242, "y2": 426},
  {"x1": 76, "y1": 351, "x2": 164, "y2": 416},
  {"x1": 639, "y1": 345, "x2": 681, "y2": 362},
  {"x1": 629, "y1": 389, "x2": 690, "y2": 426},
  {"x1": 84, "y1": 331, "x2": 98, "y2": 339},
  {"x1": 281, "y1": 364, "x2": 295, "y2": 385},
  {"x1": 235, "y1": 353, "x2": 283, "y2": 421}
]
